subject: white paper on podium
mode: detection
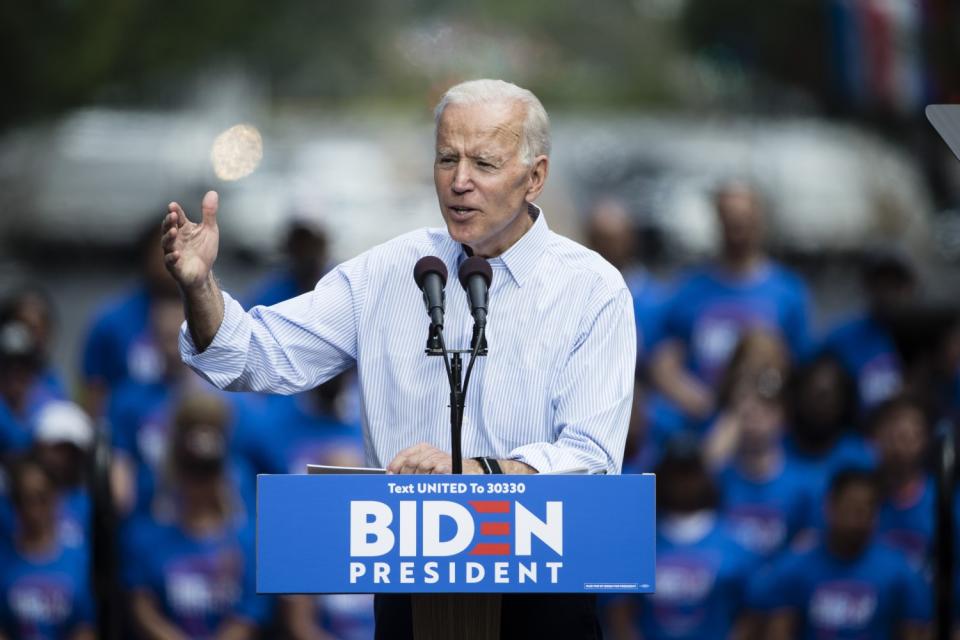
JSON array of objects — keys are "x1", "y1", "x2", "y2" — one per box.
[
  {"x1": 305, "y1": 464, "x2": 592, "y2": 475},
  {"x1": 306, "y1": 464, "x2": 386, "y2": 474}
]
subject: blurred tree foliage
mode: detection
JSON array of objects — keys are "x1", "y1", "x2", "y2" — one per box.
[
  {"x1": 680, "y1": 0, "x2": 830, "y2": 106},
  {"x1": 680, "y1": 0, "x2": 960, "y2": 117},
  {"x1": 0, "y1": 0, "x2": 688, "y2": 130}
]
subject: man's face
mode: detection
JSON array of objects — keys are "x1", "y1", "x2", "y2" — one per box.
[
  {"x1": 585, "y1": 200, "x2": 635, "y2": 269},
  {"x1": 737, "y1": 393, "x2": 784, "y2": 452},
  {"x1": 716, "y1": 186, "x2": 763, "y2": 259},
  {"x1": 0, "y1": 361, "x2": 38, "y2": 410},
  {"x1": 874, "y1": 407, "x2": 927, "y2": 472},
  {"x1": 796, "y1": 361, "x2": 847, "y2": 438},
  {"x1": 13, "y1": 295, "x2": 52, "y2": 354},
  {"x1": 827, "y1": 483, "x2": 878, "y2": 552},
  {"x1": 13, "y1": 466, "x2": 58, "y2": 533},
  {"x1": 434, "y1": 101, "x2": 548, "y2": 257},
  {"x1": 658, "y1": 463, "x2": 716, "y2": 513},
  {"x1": 37, "y1": 442, "x2": 85, "y2": 487}
]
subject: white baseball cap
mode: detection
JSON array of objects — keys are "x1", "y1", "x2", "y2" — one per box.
[{"x1": 33, "y1": 401, "x2": 94, "y2": 450}]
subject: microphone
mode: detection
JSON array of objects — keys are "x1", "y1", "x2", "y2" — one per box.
[
  {"x1": 458, "y1": 256, "x2": 493, "y2": 328},
  {"x1": 413, "y1": 256, "x2": 448, "y2": 328}
]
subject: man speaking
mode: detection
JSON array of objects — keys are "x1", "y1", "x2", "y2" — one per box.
[{"x1": 162, "y1": 79, "x2": 635, "y2": 639}]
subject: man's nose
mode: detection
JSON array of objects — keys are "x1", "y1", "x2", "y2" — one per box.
[{"x1": 452, "y1": 160, "x2": 474, "y2": 193}]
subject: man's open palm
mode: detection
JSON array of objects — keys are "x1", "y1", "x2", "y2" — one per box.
[{"x1": 162, "y1": 191, "x2": 220, "y2": 289}]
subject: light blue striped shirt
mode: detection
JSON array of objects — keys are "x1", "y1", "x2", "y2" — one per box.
[{"x1": 179, "y1": 207, "x2": 635, "y2": 473}]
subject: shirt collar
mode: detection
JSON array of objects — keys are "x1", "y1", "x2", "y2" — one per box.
[{"x1": 462, "y1": 203, "x2": 548, "y2": 289}]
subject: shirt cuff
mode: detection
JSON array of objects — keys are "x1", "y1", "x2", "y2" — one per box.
[
  {"x1": 178, "y1": 290, "x2": 252, "y2": 389},
  {"x1": 506, "y1": 442, "x2": 612, "y2": 475}
]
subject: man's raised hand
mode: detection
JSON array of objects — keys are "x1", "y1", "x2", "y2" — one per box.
[{"x1": 162, "y1": 191, "x2": 220, "y2": 291}]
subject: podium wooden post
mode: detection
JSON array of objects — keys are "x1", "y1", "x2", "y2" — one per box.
[{"x1": 411, "y1": 594, "x2": 501, "y2": 640}]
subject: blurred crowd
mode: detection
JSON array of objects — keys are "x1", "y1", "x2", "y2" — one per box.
[
  {"x1": 0, "y1": 179, "x2": 958, "y2": 639},
  {"x1": 0, "y1": 217, "x2": 371, "y2": 639},
  {"x1": 594, "y1": 181, "x2": 958, "y2": 640}
]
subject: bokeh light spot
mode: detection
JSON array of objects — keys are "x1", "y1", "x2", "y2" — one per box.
[{"x1": 210, "y1": 123, "x2": 263, "y2": 181}]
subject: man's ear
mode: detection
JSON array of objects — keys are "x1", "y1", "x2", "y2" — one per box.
[{"x1": 525, "y1": 155, "x2": 549, "y2": 202}]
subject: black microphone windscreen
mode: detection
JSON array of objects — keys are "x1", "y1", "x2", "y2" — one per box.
[
  {"x1": 414, "y1": 256, "x2": 448, "y2": 289},
  {"x1": 458, "y1": 256, "x2": 493, "y2": 289}
]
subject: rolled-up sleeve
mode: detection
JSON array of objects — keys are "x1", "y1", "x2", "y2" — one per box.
[
  {"x1": 179, "y1": 262, "x2": 362, "y2": 394},
  {"x1": 508, "y1": 286, "x2": 635, "y2": 474}
]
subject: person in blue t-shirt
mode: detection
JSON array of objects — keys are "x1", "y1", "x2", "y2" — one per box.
[
  {"x1": 583, "y1": 198, "x2": 671, "y2": 471},
  {"x1": 236, "y1": 376, "x2": 364, "y2": 477},
  {"x1": 79, "y1": 222, "x2": 180, "y2": 417},
  {"x1": 750, "y1": 468, "x2": 930, "y2": 639},
  {"x1": 126, "y1": 396, "x2": 269, "y2": 639},
  {"x1": 703, "y1": 328, "x2": 791, "y2": 447},
  {"x1": 0, "y1": 454, "x2": 95, "y2": 640},
  {"x1": 583, "y1": 197, "x2": 669, "y2": 363},
  {"x1": 650, "y1": 181, "x2": 811, "y2": 428},
  {"x1": 866, "y1": 395, "x2": 935, "y2": 571},
  {"x1": 0, "y1": 322, "x2": 56, "y2": 455},
  {"x1": 243, "y1": 217, "x2": 331, "y2": 309},
  {"x1": 0, "y1": 402, "x2": 95, "y2": 552},
  {"x1": 783, "y1": 355, "x2": 876, "y2": 526},
  {"x1": 281, "y1": 593, "x2": 376, "y2": 640},
  {"x1": 703, "y1": 362, "x2": 816, "y2": 559},
  {"x1": 0, "y1": 286, "x2": 68, "y2": 407},
  {"x1": 605, "y1": 437, "x2": 759, "y2": 640},
  {"x1": 820, "y1": 251, "x2": 916, "y2": 411},
  {"x1": 108, "y1": 296, "x2": 260, "y2": 517}
]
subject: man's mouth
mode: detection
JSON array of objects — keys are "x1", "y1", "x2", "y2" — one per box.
[{"x1": 447, "y1": 206, "x2": 478, "y2": 220}]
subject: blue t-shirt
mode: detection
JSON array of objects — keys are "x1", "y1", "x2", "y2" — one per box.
[
  {"x1": 0, "y1": 398, "x2": 32, "y2": 453},
  {"x1": 0, "y1": 488, "x2": 91, "y2": 551},
  {"x1": 877, "y1": 476, "x2": 935, "y2": 571},
  {"x1": 80, "y1": 285, "x2": 164, "y2": 391},
  {"x1": 316, "y1": 594, "x2": 376, "y2": 640},
  {"x1": 820, "y1": 313, "x2": 902, "y2": 409},
  {"x1": 242, "y1": 271, "x2": 303, "y2": 310},
  {"x1": 749, "y1": 541, "x2": 931, "y2": 639},
  {"x1": 636, "y1": 518, "x2": 757, "y2": 640},
  {"x1": 717, "y1": 457, "x2": 816, "y2": 558},
  {"x1": 234, "y1": 393, "x2": 365, "y2": 475},
  {"x1": 659, "y1": 262, "x2": 811, "y2": 385},
  {"x1": 623, "y1": 267, "x2": 669, "y2": 365},
  {"x1": 123, "y1": 519, "x2": 269, "y2": 639},
  {"x1": 107, "y1": 379, "x2": 260, "y2": 516},
  {"x1": 784, "y1": 434, "x2": 876, "y2": 526},
  {"x1": 0, "y1": 392, "x2": 59, "y2": 454},
  {"x1": 0, "y1": 538, "x2": 94, "y2": 639},
  {"x1": 30, "y1": 368, "x2": 68, "y2": 409}
]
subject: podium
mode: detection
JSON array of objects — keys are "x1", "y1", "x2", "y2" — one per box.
[{"x1": 257, "y1": 473, "x2": 655, "y2": 638}]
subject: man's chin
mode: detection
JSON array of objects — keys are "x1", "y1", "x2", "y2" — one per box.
[{"x1": 445, "y1": 222, "x2": 477, "y2": 247}]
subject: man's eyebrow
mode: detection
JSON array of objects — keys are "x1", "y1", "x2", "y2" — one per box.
[{"x1": 469, "y1": 151, "x2": 503, "y2": 163}]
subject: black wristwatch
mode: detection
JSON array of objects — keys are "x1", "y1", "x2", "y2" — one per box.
[{"x1": 473, "y1": 457, "x2": 503, "y2": 474}]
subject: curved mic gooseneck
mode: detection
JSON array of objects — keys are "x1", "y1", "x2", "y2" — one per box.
[{"x1": 413, "y1": 255, "x2": 493, "y2": 474}]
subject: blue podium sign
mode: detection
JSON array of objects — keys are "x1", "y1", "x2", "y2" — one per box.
[{"x1": 257, "y1": 474, "x2": 655, "y2": 594}]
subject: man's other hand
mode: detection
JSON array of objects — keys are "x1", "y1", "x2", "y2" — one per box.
[
  {"x1": 162, "y1": 191, "x2": 220, "y2": 291},
  {"x1": 386, "y1": 443, "x2": 483, "y2": 474}
]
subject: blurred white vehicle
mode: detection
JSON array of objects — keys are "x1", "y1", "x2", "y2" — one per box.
[{"x1": 0, "y1": 109, "x2": 935, "y2": 263}]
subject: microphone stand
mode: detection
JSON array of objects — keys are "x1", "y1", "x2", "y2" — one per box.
[
  {"x1": 425, "y1": 323, "x2": 487, "y2": 474},
  {"x1": 416, "y1": 323, "x2": 498, "y2": 640}
]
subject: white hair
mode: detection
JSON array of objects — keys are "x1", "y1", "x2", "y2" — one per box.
[{"x1": 434, "y1": 79, "x2": 551, "y2": 165}]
